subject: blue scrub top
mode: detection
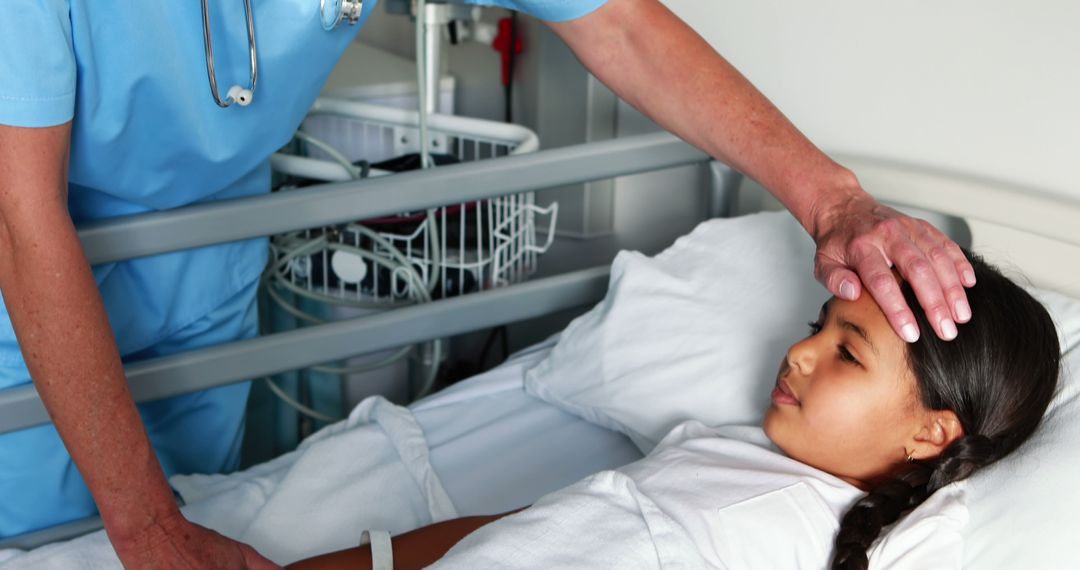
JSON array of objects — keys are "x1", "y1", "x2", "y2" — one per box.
[{"x1": 0, "y1": 0, "x2": 381, "y2": 370}]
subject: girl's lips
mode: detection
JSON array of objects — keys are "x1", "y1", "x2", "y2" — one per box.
[{"x1": 771, "y1": 378, "x2": 800, "y2": 406}]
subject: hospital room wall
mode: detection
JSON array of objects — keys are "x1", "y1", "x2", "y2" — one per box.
[
  {"x1": 657, "y1": 0, "x2": 1080, "y2": 202},
  {"x1": 655, "y1": 0, "x2": 1080, "y2": 288}
]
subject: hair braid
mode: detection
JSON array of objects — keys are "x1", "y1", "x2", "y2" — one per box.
[
  {"x1": 830, "y1": 434, "x2": 1000, "y2": 570},
  {"x1": 927, "y1": 434, "x2": 996, "y2": 491},
  {"x1": 830, "y1": 463, "x2": 930, "y2": 570}
]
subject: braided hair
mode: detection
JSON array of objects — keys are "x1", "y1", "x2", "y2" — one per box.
[{"x1": 831, "y1": 251, "x2": 1060, "y2": 570}]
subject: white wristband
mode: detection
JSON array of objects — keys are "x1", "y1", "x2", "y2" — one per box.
[{"x1": 360, "y1": 530, "x2": 393, "y2": 570}]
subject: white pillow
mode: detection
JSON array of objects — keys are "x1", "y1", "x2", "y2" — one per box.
[
  {"x1": 525, "y1": 211, "x2": 1080, "y2": 568},
  {"x1": 962, "y1": 286, "x2": 1080, "y2": 568},
  {"x1": 525, "y1": 212, "x2": 826, "y2": 453}
]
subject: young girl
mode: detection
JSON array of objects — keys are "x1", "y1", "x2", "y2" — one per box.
[{"x1": 290, "y1": 251, "x2": 1060, "y2": 570}]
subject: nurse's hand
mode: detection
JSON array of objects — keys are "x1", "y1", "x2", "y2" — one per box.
[
  {"x1": 810, "y1": 189, "x2": 975, "y2": 343},
  {"x1": 114, "y1": 515, "x2": 280, "y2": 569}
]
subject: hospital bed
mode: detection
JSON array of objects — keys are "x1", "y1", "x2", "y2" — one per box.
[{"x1": 0, "y1": 130, "x2": 1078, "y2": 568}]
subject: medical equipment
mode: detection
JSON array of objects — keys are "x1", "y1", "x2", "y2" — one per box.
[
  {"x1": 267, "y1": 98, "x2": 554, "y2": 411},
  {"x1": 273, "y1": 99, "x2": 550, "y2": 302},
  {"x1": 200, "y1": 0, "x2": 258, "y2": 107},
  {"x1": 381, "y1": 0, "x2": 487, "y2": 169},
  {"x1": 320, "y1": 0, "x2": 364, "y2": 30},
  {"x1": 384, "y1": 0, "x2": 482, "y2": 115}
]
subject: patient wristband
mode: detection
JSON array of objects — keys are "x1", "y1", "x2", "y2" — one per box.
[{"x1": 360, "y1": 530, "x2": 394, "y2": 570}]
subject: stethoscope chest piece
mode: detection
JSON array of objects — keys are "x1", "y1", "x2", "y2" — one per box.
[{"x1": 320, "y1": 0, "x2": 363, "y2": 31}]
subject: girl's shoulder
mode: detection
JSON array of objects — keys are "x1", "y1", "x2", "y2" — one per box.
[
  {"x1": 620, "y1": 421, "x2": 864, "y2": 569},
  {"x1": 624, "y1": 420, "x2": 862, "y2": 513}
]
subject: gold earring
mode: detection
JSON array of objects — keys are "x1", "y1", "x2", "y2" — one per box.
[{"x1": 905, "y1": 450, "x2": 914, "y2": 462}]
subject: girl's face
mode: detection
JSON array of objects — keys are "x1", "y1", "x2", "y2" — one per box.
[{"x1": 763, "y1": 292, "x2": 960, "y2": 488}]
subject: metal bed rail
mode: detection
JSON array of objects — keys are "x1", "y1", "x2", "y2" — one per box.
[
  {"x1": 0, "y1": 132, "x2": 711, "y2": 436},
  {"x1": 79, "y1": 132, "x2": 707, "y2": 265}
]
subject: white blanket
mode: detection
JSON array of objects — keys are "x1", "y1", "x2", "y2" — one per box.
[
  {"x1": 433, "y1": 470, "x2": 707, "y2": 569},
  {"x1": 0, "y1": 396, "x2": 456, "y2": 568}
]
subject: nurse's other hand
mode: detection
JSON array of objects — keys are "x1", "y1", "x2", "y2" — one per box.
[
  {"x1": 810, "y1": 189, "x2": 975, "y2": 342},
  {"x1": 114, "y1": 515, "x2": 280, "y2": 569}
]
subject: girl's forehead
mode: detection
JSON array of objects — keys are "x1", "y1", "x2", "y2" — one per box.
[
  {"x1": 828, "y1": 294, "x2": 908, "y2": 357},
  {"x1": 829, "y1": 295, "x2": 924, "y2": 409}
]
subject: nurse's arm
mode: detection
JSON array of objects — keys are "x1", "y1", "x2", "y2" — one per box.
[
  {"x1": 547, "y1": 0, "x2": 974, "y2": 343},
  {"x1": 0, "y1": 124, "x2": 276, "y2": 569}
]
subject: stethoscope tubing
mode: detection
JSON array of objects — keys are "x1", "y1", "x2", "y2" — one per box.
[{"x1": 202, "y1": 0, "x2": 258, "y2": 108}]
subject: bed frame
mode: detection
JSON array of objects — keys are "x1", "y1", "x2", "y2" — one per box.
[{"x1": 0, "y1": 132, "x2": 1076, "y2": 548}]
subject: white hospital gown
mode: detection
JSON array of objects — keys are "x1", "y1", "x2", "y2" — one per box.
[
  {"x1": 618, "y1": 423, "x2": 861, "y2": 569},
  {"x1": 434, "y1": 421, "x2": 966, "y2": 569}
]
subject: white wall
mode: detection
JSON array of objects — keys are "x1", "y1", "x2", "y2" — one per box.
[{"x1": 661, "y1": 0, "x2": 1080, "y2": 200}]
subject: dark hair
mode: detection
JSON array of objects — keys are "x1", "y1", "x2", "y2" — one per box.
[{"x1": 830, "y1": 251, "x2": 1060, "y2": 570}]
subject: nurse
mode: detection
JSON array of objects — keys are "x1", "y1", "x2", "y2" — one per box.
[{"x1": 0, "y1": 0, "x2": 972, "y2": 567}]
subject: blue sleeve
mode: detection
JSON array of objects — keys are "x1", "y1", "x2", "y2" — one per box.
[
  {"x1": 0, "y1": 0, "x2": 76, "y2": 127},
  {"x1": 467, "y1": 0, "x2": 608, "y2": 22}
]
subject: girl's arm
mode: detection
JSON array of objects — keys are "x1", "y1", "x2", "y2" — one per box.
[{"x1": 288, "y1": 513, "x2": 512, "y2": 570}]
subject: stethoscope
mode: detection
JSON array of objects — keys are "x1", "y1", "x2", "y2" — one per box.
[{"x1": 201, "y1": 0, "x2": 363, "y2": 108}]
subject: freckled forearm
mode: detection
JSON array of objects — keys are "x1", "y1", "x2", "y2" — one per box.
[
  {"x1": 548, "y1": 0, "x2": 866, "y2": 232},
  {"x1": 0, "y1": 213, "x2": 181, "y2": 541},
  {"x1": 0, "y1": 124, "x2": 180, "y2": 545}
]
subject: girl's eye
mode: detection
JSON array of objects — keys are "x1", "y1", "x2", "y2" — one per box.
[
  {"x1": 838, "y1": 345, "x2": 861, "y2": 366},
  {"x1": 807, "y1": 321, "x2": 823, "y2": 335}
]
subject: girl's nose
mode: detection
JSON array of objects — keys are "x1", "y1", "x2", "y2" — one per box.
[{"x1": 786, "y1": 338, "x2": 817, "y2": 376}]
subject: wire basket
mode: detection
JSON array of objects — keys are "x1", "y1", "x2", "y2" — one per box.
[{"x1": 269, "y1": 98, "x2": 556, "y2": 307}]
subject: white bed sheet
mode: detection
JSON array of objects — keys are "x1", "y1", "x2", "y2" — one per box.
[
  {"x1": 0, "y1": 338, "x2": 641, "y2": 567},
  {"x1": 414, "y1": 338, "x2": 644, "y2": 516}
]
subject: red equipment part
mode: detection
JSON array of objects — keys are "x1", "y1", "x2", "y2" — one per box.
[{"x1": 491, "y1": 17, "x2": 524, "y2": 86}]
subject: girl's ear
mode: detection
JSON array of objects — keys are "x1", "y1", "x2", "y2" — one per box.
[{"x1": 910, "y1": 411, "x2": 965, "y2": 461}]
